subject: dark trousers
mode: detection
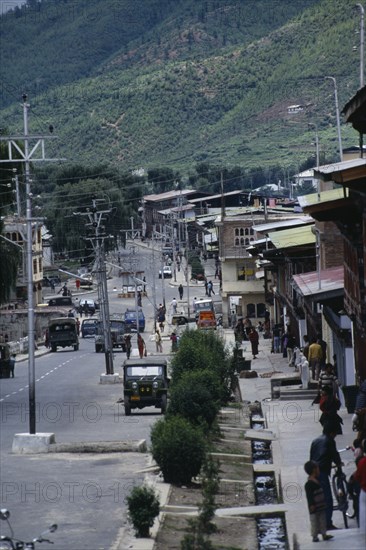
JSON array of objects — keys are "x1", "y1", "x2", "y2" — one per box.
[{"x1": 319, "y1": 470, "x2": 333, "y2": 528}]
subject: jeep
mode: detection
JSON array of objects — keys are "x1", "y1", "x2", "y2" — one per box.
[
  {"x1": 122, "y1": 358, "x2": 169, "y2": 416},
  {"x1": 48, "y1": 317, "x2": 79, "y2": 352},
  {"x1": 95, "y1": 318, "x2": 126, "y2": 353}
]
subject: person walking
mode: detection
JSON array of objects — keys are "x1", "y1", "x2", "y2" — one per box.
[
  {"x1": 272, "y1": 324, "x2": 281, "y2": 353},
  {"x1": 304, "y1": 460, "x2": 333, "y2": 543},
  {"x1": 171, "y1": 298, "x2": 178, "y2": 314},
  {"x1": 283, "y1": 329, "x2": 296, "y2": 366},
  {"x1": 207, "y1": 280, "x2": 215, "y2": 297},
  {"x1": 137, "y1": 333, "x2": 146, "y2": 359},
  {"x1": 157, "y1": 305, "x2": 166, "y2": 333},
  {"x1": 178, "y1": 284, "x2": 184, "y2": 300},
  {"x1": 319, "y1": 386, "x2": 343, "y2": 435},
  {"x1": 9, "y1": 354, "x2": 16, "y2": 378},
  {"x1": 170, "y1": 331, "x2": 178, "y2": 353},
  {"x1": 243, "y1": 317, "x2": 252, "y2": 339},
  {"x1": 319, "y1": 363, "x2": 339, "y2": 396},
  {"x1": 309, "y1": 422, "x2": 342, "y2": 530},
  {"x1": 137, "y1": 291, "x2": 142, "y2": 307},
  {"x1": 234, "y1": 319, "x2": 245, "y2": 345},
  {"x1": 303, "y1": 334, "x2": 310, "y2": 360},
  {"x1": 249, "y1": 327, "x2": 259, "y2": 359},
  {"x1": 155, "y1": 329, "x2": 163, "y2": 353},
  {"x1": 308, "y1": 337, "x2": 323, "y2": 381},
  {"x1": 124, "y1": 334, "x2": 132, "y2": 359}
]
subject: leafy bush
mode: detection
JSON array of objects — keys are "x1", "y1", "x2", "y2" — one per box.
[
  {"x1": 168, "y1": 377, "x2": 220, "y2": 430},
  {"x1": 150, "y1": 416, "x2": 206, "y2": 485},
  {"x1": 126, "y1": 484, "x2": 160, "y2": 538},
  {"x1": 170, "y1": 331, "x2": 235, "y2": 403},
  {"x1": 175, "y1": 369, "x2": 225, "y2": 404}
]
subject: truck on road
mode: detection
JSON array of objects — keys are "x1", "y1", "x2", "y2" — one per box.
[{"x1": 48, "y1": 318, "x2": 79, "y2": 352}]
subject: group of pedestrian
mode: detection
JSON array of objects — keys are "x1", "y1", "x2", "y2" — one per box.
[{"x1": 204, "y1": 279, "x2": 215, "y2": 297}]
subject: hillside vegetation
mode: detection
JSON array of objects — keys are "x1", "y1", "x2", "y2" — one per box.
[{"x1": 0, "y1": 0, "x2": 361, "y2": 172}]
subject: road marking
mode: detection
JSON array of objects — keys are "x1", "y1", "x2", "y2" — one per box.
[{"x1": 0, "y1": 353, "x2": 89, "y2": 402}]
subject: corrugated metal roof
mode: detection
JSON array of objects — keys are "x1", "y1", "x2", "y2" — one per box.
[
  {"x1": 268, "y1": 224, "x2": 315, "y2": 249},
  {"x1": 189, "y1": 190, "x2": 243, "y2": 202},
  {"x1": 143, "y1": 189, "x2": 196, "y2": 202},
  {"x1": 158, "y1": 204, "x2": 195, "y2": 214},
  {"x1": 253, "y1": 216, "x2": 313, "y2": 233},
  {"x1": 298, "y1": 188, "x2": 348, "y2": 208},
  {"x1": 292, "y1": 266, "x2": 344, "y2": 297},
  {"x1": 314, "y1": 158, "x2": 366, "y2": 181}
]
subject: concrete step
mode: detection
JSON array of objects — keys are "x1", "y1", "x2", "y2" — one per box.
[{"x1": 279, "y1": 387, "x2": 318, "y2": 400}]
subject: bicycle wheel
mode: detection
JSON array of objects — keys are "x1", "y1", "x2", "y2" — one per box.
[{"x1": 332, "y1": 471, "x2": 349, "y2": 529}]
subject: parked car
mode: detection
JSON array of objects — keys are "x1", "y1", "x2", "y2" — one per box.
[
  {"x1": 79, "y1": 274, "x2": 93, "y2": 287},
  {"x1": 81, "y1": 318, "x2": 98, "y2": 338},
  {"x1": 78, "y1": 299, "x2": 98, "y2": 315},
  {"x1": 48, "y1": 296, "x2": 74, "y2": 308},
  {"x1": 124, "y1": 308, "x2": 145, "y2": 332},
  {"x1": 159, "y1": 266, "x2": 173, "y2": 279},
  {"x1": 43, "y1": 275, "x2": 61, "y2": 287},
  {"x1": 122, "y1": 358, "x2": 169, "y2": 415},
  {"x1": 162, "y1": 245, "x2": 173, "y2": 258},
  {"x1": 48, "y1": 317, "x2": 79, "y2": 352}
]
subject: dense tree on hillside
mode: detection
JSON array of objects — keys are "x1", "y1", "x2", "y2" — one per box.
[
  {"x1": 0, "y1": 1, "x2": 358, "y2": 173},
  {"x1": 147, "y1": 168, "x2": 181, "y2": 194},
  {"x1": 39, "y1": 165, "x2": 146, "y2": 257}
]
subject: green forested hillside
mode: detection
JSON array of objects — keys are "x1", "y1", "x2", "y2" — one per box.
[{"x1": 0, "y1": 0, "x2": 361, "y2": 173}]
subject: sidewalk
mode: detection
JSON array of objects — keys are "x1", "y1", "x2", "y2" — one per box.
[{"x1": 230, "y1": 331, "x2": 366, "y2": 549}]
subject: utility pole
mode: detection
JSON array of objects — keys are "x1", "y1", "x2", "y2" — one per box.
[
  {"x1": 0, "y1": 95, "x2": 63, "y2": 435},
  {"x1": 129, "y1": 245, "x2": 139, "y2": 336},
  {"x1": 356, "y1": 3, "x2": 365, "y2": 88},
  {"x1": 13, "y1": 171, "x2": 21, "y2": 217},
  {"x1": 185, "y1": 221, "x2": 190, "y2": 318},
  {"x1": 324, "y1": 76, "x2": 343, "y2": 161},
  {"x1": 77, "y1": 199, "x2": 114, "y2": 375},
  {"x1": 151, "y1": 225, "x2": 157, "y2": 324}
]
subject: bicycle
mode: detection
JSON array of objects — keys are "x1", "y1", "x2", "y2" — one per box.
[
  {"x1": 331, "y1": 464, "x2": 349, "y2": 529},
  {"x1": 0, "y1": 509, "x2": 57, "y2": 549}
]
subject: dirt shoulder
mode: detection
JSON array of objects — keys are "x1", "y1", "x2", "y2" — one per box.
[{"x1": 154, "y1": 403, "x2": 261, "y2": 550}]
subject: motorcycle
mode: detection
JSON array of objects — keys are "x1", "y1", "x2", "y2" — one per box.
[{"x1": 0, "y1": 509, "x2": 57, "y2": 549}]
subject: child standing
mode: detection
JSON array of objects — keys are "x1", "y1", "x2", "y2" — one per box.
[{"x1": 304, "y1": 460, "x2": 334, "y2": 543}]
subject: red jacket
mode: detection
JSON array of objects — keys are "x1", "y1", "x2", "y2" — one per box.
[{"x1": 354, "y1": 456, "x2": 366, "y2": 492}]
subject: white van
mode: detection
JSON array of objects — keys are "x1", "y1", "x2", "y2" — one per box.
[{"x1": 193, "y1": 298, "x2": 215, "y2": 317}]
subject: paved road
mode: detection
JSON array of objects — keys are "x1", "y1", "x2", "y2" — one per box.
[{"x1": 0, "y1": 243, "x2": 219, "y2": 549}]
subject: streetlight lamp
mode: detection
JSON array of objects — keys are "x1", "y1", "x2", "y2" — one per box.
[
  {"x1": 325, "y1": 76, "x2": 343, "y2": 161},
  {"x1": 356, "y1": 3, "x2": 365, "y2": 88}
]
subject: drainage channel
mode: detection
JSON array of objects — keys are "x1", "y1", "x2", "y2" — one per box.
[{"x1": 250, "y1": 408, "x2": 289, "y2": 550}]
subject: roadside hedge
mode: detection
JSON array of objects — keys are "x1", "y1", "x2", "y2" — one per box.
[{"x1": 150, "y1": 415, "x2": 206, "y2": 485}]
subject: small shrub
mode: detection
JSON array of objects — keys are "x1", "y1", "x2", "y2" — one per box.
[
  {"x1": 126, "y1": 484, "x2": 160, "y2": 538},
  {"x1": 180, "y1": 456, "x2": 220, "y2": 548},
  {"x1": 151, "y1": 416, "x2": 206, "y2": 484}
]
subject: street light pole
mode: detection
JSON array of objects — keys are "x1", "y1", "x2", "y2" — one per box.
[
  {"x1": 356, "y1": 3, "x2": 365, "y2": 88},
  {"x1": 325, "y1": 76, "x2": 343, "y2": 161}
]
